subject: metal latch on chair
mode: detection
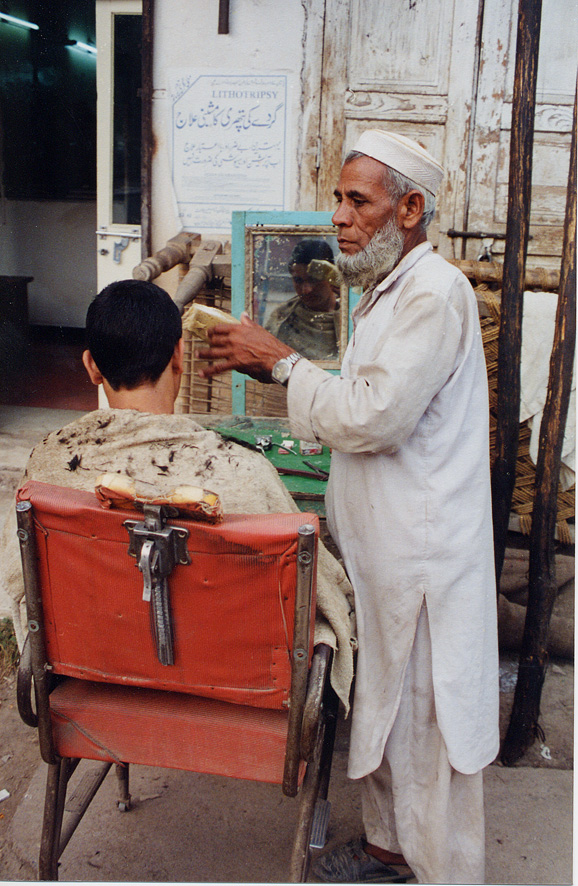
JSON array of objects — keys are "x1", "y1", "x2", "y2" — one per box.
[{"x1": 124, "y1": 505, "x2": 190, "y2": 666}]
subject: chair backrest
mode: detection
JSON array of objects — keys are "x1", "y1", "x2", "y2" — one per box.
[{"x1": 17, "y1": 480, "x2": 318, "y2": 711}]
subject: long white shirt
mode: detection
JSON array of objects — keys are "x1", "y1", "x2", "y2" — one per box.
[{"x1": 288, "y1": 242, "x2": 500, "y2": 778}]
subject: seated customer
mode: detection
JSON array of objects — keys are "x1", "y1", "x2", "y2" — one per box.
[{"x1": 0, "y1": 280, "x2": 355, "y2": 709}]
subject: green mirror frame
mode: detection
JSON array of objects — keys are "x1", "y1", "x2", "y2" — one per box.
[{"x1": 231, "y1": 210, "x2": 360, "y2": 414}]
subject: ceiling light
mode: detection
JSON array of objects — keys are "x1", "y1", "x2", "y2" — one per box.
[
  {"x1": 0, "y1": 12, "x2": 39, "y2": 30},
  {"x1": 69, "y1": 40, "x2": 97, "y2": 55}
]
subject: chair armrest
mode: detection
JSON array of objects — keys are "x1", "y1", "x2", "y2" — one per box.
[
  {"x1": 282, "y1": 524, "x2": 317, "y2": 797},
  {"x1": 301, "y1": 644, "x2": 333, "y2": 762},
  {"x1": 17, "y1": 634, "x2": 38, "y2": 727}
]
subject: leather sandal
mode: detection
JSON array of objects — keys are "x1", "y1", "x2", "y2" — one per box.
[{"x1": 312, "y1": 838, "x2": 413, "y2": 883}]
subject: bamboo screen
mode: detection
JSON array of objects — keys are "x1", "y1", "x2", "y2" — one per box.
[{"x1": 175, "y1": 277, "x2": 289, "y2": 418}]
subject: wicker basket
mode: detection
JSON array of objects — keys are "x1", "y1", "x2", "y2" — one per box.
[
  {"x1": 478, "y1": 285, "x2": 574, "y2": 543},
  {"x1": 175, "y1": 279, "x2": 290, "y2": 418}
]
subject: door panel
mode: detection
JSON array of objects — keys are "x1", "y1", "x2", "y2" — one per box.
[
  {"x1": 303, "y1": 0, "x2": 576, "y2": 268},
  {"x1": 454, "y1": 0, "x2": 577, "y2": 266},
  {"x1": 311, "y1": 0, "x2": 481, "y2": 253}
]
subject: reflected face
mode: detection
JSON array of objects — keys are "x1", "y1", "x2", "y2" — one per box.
[
  {"x1": 332, "y1": 155, "x2": 396, "y2": 254},
  {"x1": 289, "y1": 264, "x2": 331, "y2": 307}
]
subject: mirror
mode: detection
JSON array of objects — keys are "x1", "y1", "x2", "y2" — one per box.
[
  {"x1": 235, "y1": 215, "x2": 350, "y2": 367},
  {"x1": 231, "y1": 211, "x2": 358, "y2": 414},
  {"x1": 248, "y1": 229, "x2": 346, "y2": 363}
]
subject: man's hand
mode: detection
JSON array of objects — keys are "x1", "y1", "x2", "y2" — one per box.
[{"x1": 197, "y1": 314, "x2": 295, "y2": 383}]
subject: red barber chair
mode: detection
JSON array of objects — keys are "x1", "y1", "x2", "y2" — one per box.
[{"x1": 16, "y1": 480, "x2": 338, "y2": 881}]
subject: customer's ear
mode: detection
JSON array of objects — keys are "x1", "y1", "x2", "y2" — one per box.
[
  {"x1": 82, "y1": 350, "x2": 104, "y2": 386},
  {"x1": 173, "y1": 338, "x2": 184, "y2": 376}
]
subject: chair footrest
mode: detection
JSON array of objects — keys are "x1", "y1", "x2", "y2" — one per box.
[
  {"x1": 50, "y1": 679, "x2": 302, "y2": 785},
  {"x1": 309, "y1": 798, "x2": 331, "y2": 849}
]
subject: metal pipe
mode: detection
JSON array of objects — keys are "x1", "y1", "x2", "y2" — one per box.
[
  {"x1": 58, "y1": 762, "x2": 113, "y2": 856},
  {"x1": 39, "y1": 762, "x2": 64, "y2": 880},
  {"x1": 132, "y1": 232, "x2": 199, "y2": 282},
  {"x1": 16, "y1": 501, "x2": 57, "y2": 765},
  {"x1": 283, "y1": 523, "x2": 316, "y2": 797}
]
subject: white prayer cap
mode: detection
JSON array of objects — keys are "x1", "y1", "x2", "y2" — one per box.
[{"x1": 352, "y1": 129, "x2": 444, "y2": 196}]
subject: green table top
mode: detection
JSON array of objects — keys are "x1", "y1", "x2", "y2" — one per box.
[{"x1": 195, "y1": 415, "x2": 330, "y2": 515}]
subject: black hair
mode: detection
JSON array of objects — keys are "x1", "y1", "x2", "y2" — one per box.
[
  {"x1": 85, "y1": 279, "x2": 182, "y2": 391},
  {"x1": 288, "y1": 239, "x2": 334, "y2": 271}
]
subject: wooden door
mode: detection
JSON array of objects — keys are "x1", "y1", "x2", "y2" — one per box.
[
  {"x1": 465, "y1": 0, "x2": 577, "y2": 269},
  {"x1": 298, "y1": 0, "x2": 483, "y2": 252},
  {"x1": 298, "y1": 0, "x2": 576, "y2": 268}
]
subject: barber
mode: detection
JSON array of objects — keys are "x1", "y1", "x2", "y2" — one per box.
[{"x1": 198, "y1": 129, "x2": 499, "y2": 885}]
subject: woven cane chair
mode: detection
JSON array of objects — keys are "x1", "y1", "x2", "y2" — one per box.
[{"x1": 16, "y1": 480, "x2": 338, "y2": 881}]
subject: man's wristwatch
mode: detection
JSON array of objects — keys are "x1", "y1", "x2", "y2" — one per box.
[{"x1": 271, "y1": 352, "x2": 302, "y2": 387}]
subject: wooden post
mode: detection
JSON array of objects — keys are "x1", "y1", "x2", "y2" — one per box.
[
  {"x1": 501, "y1": 88, "x2": 576, "y2": 766},
  {"x1": 491, "y1": 0, "x2": 542, "y2": 583},
  {"x1": 218, "y1": 0, "x2": 230, "y2": 34}
]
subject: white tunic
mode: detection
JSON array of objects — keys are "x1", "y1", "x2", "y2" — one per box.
[{"x1": 288, "y1": 242, "x2": 500, "y2": 778}]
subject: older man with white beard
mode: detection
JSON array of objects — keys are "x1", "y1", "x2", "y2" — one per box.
[{"x1": 199, "y1": 130, "x2": 499, "y2": 885}]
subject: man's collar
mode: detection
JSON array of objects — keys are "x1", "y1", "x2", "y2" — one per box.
[
  {"x1": 372, "y1": 241, "x2": 433, "y2": 296},
  {"x1": 351, "y1": 242, "x2": 433, "y2": 322}
]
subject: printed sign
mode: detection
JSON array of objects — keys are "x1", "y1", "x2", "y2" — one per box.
[{"x1": 170, "y1": 72, "x2": 290, "y2": 232}]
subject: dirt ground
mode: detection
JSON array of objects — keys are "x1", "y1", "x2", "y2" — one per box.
[
  {"x1": 0, "y1": 640, "x2": 573, "y2": 880},
  {"x1": 0, "y1": 669, "x2": 42, "y2": 878}
]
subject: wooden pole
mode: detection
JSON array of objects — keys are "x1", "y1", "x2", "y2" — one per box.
[
  {"x1": 501, "y1": 88, "x2": 576, "y2": 766},
  {"x1": 491, "y1": 0, "x2": 542, "y2": 583},
  {"x1": 218, "y1": 0, "x2": 230, "y2": 34},
  {"x1": 449, "y1": 260, "x2": 559, "y2": 291}
]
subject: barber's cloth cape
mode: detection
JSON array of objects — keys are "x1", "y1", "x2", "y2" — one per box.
[
  {"x1": 0, "y1": 410, "x2": 356, "y2": 710},
  {"x1": 288, "y1": 242, "x2": 500, "y2": 778}
]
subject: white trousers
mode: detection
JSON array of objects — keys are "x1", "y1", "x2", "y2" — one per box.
[{"x1": 360, "y1": 605, "x2": 486, "y2": 884}]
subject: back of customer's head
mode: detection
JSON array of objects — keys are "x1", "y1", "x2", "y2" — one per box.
[
  {"x1": 289, "y1": 239, "x2": 334, "y2": 270},
  {"x1": 86, "y1": 280, "x2": 182, "y2": 391}
]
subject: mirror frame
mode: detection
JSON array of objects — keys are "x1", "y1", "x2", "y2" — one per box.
[{"x1": 231, "y1": 210, "x2": 360, "y2": 414}]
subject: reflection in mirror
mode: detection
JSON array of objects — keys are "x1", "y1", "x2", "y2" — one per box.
[{"x1": 251, "y1": 232, "x2": 343, "y2": 362}]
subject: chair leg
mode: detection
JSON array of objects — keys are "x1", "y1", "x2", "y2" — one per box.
[
  {"x1": 38, "y1": 759, "x2": 71, "y2": 881},
  {"x1": 317, "y1": 688, "x2": 339, "y2": 804},
  {"x1": 115, "y1": 763, "x2": 132, "y2": 811},
  {"x1": 289, "y1": 739, "x2": 324, "y2": 882},
  {"x1": 289, "y1": 688, "x2": 340, "y2": 882}
]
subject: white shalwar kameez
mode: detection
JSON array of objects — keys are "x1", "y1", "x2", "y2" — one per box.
[{"x1": 287, "y1": 242, "x2": 500, "y2": 883}]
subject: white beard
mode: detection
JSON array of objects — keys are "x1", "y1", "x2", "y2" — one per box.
[{"x1": 336, "y1": 217, "x2": 405, "y2": 289}]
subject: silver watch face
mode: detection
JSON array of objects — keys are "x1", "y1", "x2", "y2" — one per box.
[{"x1": 272, "y1": 358, "x2": 291, "y2": 385}]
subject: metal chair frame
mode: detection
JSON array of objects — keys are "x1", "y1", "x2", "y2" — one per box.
[{"x1": 16, "y1": 486, "x2": 339, "y2": 881}]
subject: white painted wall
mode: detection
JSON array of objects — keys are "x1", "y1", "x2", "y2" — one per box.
[
  {"x1": 150, "y1": 0, "x2": 306, "y2": 254},
  {"x1": 0, "y1": 201, "x2": 97, "y2": 327}
]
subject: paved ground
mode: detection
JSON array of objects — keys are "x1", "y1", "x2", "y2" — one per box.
[
  {"x1": 0, "y1": 405, "x2": 573, "y2": 884},
  {"x1": 0, "y1": 701, "x2": 573, "y2": 884}
]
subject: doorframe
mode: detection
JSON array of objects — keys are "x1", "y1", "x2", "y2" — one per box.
[{"x1": 95, "y1": 0, "x2": 143, "y2": 292}]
